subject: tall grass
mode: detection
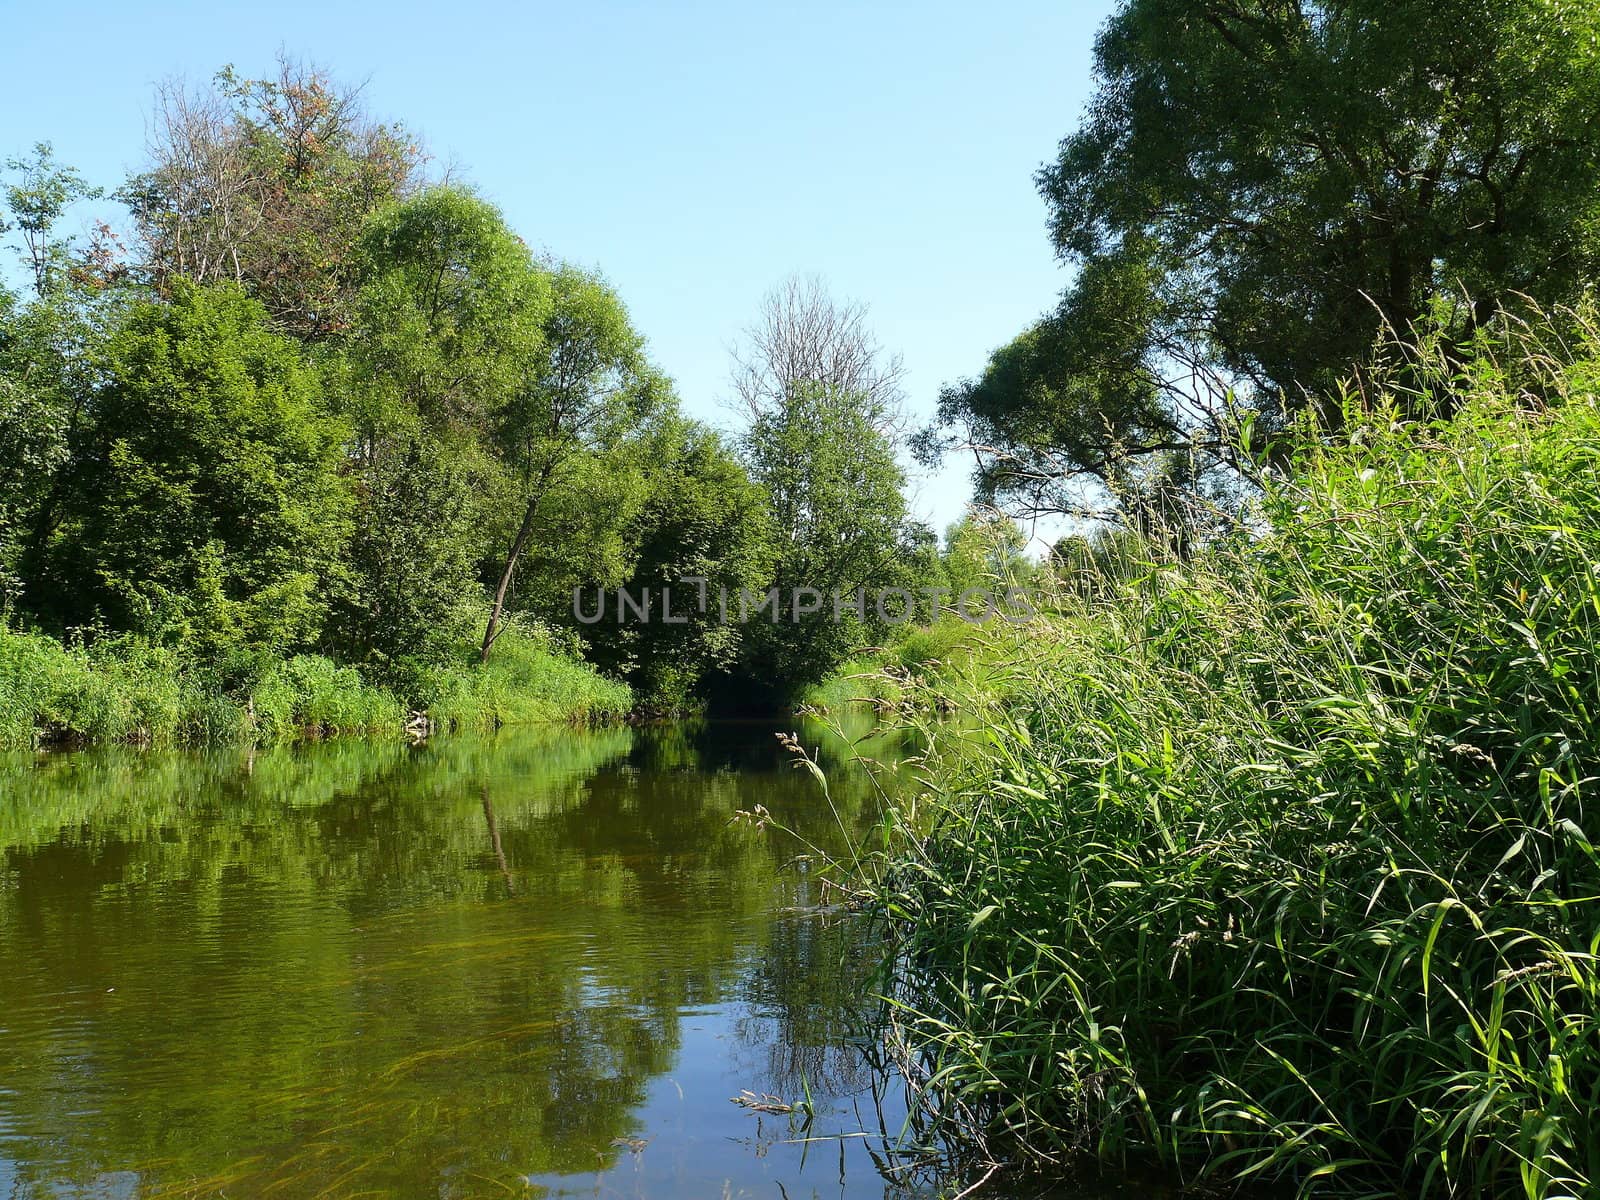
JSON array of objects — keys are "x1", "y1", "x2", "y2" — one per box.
[
  {"x1": 0, "y1": 617, "x2": 631, "y2": 748},
  {"x1": 418, "y1": 619, "x2": 633, "y2": 730},
  {"x1": 870, "y1": 313, "x2": 1600, "y2": 1197},
  {"x1": 0, "y1": 629, "x2": 242, "y2": 745},
  {"x1": 801, "y1": 617, "x2": 1012, "y2": 715}
]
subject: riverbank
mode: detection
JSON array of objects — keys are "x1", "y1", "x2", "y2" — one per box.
[
  {"x1": 0, "y1": 620, "x2": 632, "y2": 748},
  {"x1": 848, "y1": 332, "x2": 1600, "y2": 1195}
]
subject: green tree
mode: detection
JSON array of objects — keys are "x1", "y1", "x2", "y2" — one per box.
[
  {"x1": 926, "y1": 0, "x2": 1600, "y2": 516},
  {"x1": 39, "y1": 282, "x2": 351, "y2": 658},
  {"x1": 329, "y1": 186, "x2": 548, "y2": 671},
  {"x1": 942, "y1": 512, "x2": 1030, "y2": 603},
  {"x1": 479, "y1": 264, "x2": 670, "y2": 661},
  {"x1": 3, "y1": 143, "x2": 103, "y2": 299},
  {"x1": 1, "y1": 149, "x2": 138, "y2": 617},
  {"x1": 576, "y1": 418, "x2": 773, "y2": 711},
  {"x1": 322, "y1": 438, "x2": 484, "y2": 680},
  {"x1": 739, "y1": 383, "x2": 909, "y2": 698}
]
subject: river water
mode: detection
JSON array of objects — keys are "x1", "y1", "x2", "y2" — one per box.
[{"x1": 0, "y1": 717, "x2": 932, "y2": 1199}]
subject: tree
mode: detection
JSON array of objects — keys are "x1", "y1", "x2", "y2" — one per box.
[
  {"x1": 321, "y1": 437, "x2": 484, "y2": 680},
  {"x1": 730, "y1": 274, "x2": 905, "y2": 430},
  {"x1": 3, "y1": 143, "x2": 103, "y2": 299},
  {"x1": 926, "y1": 0, "x2": 1600, "y2": 518},
  {"x1": 1, "y1": 152, "x2": 135, "y2": 616},
  {"x1": 329, "y1": 186, "x2": 548, "y2": 670},
  {"x1": 575, "y1": 418, "x2": 773, "y2": 711},
  {"x1": 942, "y1": 512, "x2": 1031, "y2": 602},
  {"x1": 739, "y1": 383, "x2": 910, "y2": 697},
  {"x1": 38, "y1": 282, "x2": 350, "y2": 658},
  {"x1": 121, "y1": 58, "x2": 421, "y2": 339},
  {"x1": 479, "y1": 264, "x2": 670, "y2": 661}
]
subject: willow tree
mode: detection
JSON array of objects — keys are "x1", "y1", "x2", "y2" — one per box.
[
  {"x1": 333, "y1": 187, "x2": 548, "y2": 672},
  {"x1": 926, "y1": 0, "x2": 1600, "y2": 518},
  {"x1": 479, "y1": 265, "x2": 669, "y2": 661}
]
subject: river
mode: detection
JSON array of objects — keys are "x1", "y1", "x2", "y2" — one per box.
[{"x1": 0, "y1": 716, "x2": 933, "y2": 1199}]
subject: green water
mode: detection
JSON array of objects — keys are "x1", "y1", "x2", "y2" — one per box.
[{"x1": 0, "y1": 718, "x2": 922, "y2": 1199}]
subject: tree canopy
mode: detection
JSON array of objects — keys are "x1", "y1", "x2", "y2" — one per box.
[{"x1": 925, "y1": 0, "x2": 1600, "y2": 518}]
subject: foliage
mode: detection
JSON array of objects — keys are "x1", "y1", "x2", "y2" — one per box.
[
  {"x1": 739, "y1": 383, "x2": 911, "y2": 699},
  {"x1": 0, "y1": 624, "x2": 235, "y2": 746},
  {"x1": 36, "y1": 282, "x2": 351, "y2": 660},
  {"x1": 421, "y1": 617, "x2": 633, "y2": 730},
  {"x1": 120, "y1": 57, "x2": 421, "y2": 338},
  {"x1": 576, "y1": 417, "x2": 774, "y2": 712},
  {"x1": 327, "y1": 186, "x2": 546, "y2": 669},
  {"x1": 3, "y1": 142, "x2": 103, "y2": 298},
  {"x1": 872, "y1": 311, "x2": 1600, "y2": 1197},
  {"x1": 248, "y1": 654, "x2": 402, "y2": 738},
  {"x1": 323, "y1": 431, "x2": 486, "y2": 680},
  {"x1": 924, "y1": 0, "x2": 1600, "y2": 516},
  {"x1": 0, "y1": 616, "x2": 630, "y2": 748},
  {"x1": 480, "y1": 262, "x2": 671, "y2": 659}
]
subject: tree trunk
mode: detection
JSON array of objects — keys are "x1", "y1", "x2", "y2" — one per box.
[{"x1": 479, "y1": 461, "x2": 556, "y2": 663}]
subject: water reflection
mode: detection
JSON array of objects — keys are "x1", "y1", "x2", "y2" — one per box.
[{"x1": 0, "y1": 716, "x2": 922, "y2": 1199}]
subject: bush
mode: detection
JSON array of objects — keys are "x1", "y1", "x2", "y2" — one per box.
[{"x1": 874, "y1": 320, "x2": 1600, "y2": 1196}]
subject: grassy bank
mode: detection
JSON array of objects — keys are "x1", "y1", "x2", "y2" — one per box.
[
  {"x1": 0, "y1": 619, "x2": 632, "y2": 748},
  {"x1": 861, "y1": 328, "x2": 1600, "y2": 1196},
  {"x1": 801, "y1": 618, "x2": 1006, "y2": 715}
]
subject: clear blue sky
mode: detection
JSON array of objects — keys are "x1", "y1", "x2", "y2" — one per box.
[{"x1": 2, "y1": 0, "x2": 1115, "y2": 542}]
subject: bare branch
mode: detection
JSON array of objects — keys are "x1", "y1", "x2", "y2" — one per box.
[{"x1": 729, "y1": 274, "x2": 906, "y2": 435}]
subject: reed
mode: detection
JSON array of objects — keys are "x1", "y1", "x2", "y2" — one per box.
[{"x1": 868, "y1": 310, "x2": 1600, "y2": 1197}]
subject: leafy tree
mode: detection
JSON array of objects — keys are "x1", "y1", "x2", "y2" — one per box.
[
  {"x1": 739, "y1": 383, "x2": 909, "y2": 697},
  {"x1": 1, "y1": 152, "x2": 136, "y2": 615},
  {"x1": 347, "y1": 186, "x2": 545, "y2": 444},
  {"x1": 321, "y1": 437, "x2": 484, "y2": 681},
  {"x1": 926, "y1": 0, "x2": 1600, "y2": 517},
  {"x1": 121, "y1": 58, "x2": 421, "y2": 339},
  {"x1": 576, "y1": 418, "x2": 773, "y2": 711},
  {"x1": 39, "y1": 282, "x2": 351, "y2": 659},
  {"x1": 479, "y1": 264, "x2": 670, "y2": 661},
  {"x1": 3, "y1": 143, "x2": 103, "y2": 299},
  {"x1": 328, "y1": 186, "x2": 548, "y2": 670},
  {"x1": 942, "y1": 512, "x2": 1031, "y2": 603}
]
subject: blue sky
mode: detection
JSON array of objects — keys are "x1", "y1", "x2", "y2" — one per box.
[{"x1": 2, "y1": 0, "x2": 1115, "y2": 543}]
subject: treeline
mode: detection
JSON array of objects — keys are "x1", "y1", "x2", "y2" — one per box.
[{"x1": 0, "y1": 61, "x2": 1003, "y2": 742}]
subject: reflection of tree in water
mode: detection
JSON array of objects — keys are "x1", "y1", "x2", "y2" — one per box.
[
  {"x1": 0, "y1": 719, "x2": 919, "y2": 1198},
  {"x1": 734, "y1": 907, "x2": 888, "y2": 1101}
]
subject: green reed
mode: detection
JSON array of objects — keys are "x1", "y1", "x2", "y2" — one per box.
[{"x1": 867, "y1": 310, "x2": 1600, "y2": 1197}]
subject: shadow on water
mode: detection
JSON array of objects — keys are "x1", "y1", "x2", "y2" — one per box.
[{"x1": 0, "y1": 714, "x2": 959, "y2": 1199}]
